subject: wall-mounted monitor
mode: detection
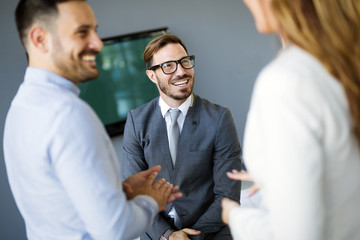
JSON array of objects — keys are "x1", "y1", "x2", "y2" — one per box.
[{"x1": 79, "y1": 27, "x2": 168, "y2": 137}]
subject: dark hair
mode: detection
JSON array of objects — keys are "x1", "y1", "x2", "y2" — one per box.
[
  {"x1": 15, "y1": 0, "x2": 81, "y2": 48},
  {"x1": 143, "y1": 33, "x2": 188, "y2": 70}
]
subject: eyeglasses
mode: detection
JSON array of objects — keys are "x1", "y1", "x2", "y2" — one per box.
[{"x1": 149, "y1": 55, "x2": 195, "y2": 75}]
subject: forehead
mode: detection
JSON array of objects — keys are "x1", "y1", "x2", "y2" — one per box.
[
  {"x1": 56, "y1": 1, "x2": 97, "y2": 30},
  {"x1": 152, "y1": 43, "x2": 188, "y2": 64}
]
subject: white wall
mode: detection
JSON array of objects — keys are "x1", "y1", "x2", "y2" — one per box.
[{"x1": 0, "y1": 0, "x2": 279, "y2": 238}]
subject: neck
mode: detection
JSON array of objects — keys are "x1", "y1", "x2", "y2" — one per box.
[{"x1": 160, "y1": 93, "x2": 188, "y2": 109}]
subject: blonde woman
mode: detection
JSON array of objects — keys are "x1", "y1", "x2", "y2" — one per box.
[{"x1": 222, "y1": 0, "x2": 360, "y2": 239}]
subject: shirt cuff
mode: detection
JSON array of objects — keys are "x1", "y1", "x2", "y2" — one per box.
[{"x1": 133, "y1": 195, "x2": 159, "y2": 217}]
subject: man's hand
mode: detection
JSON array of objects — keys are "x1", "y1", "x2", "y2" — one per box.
[
  {"x1": 123, "y1": 169, "x2": 182, "y2": 212},
  {"x1": 221, "y1": 198, "x2": 240, "y2": 225},
  {"x1": 123, "y1": 165, "x2": 183, "y2": 205},
  {"x1": 125, "y1": 171, "x2": 172, "y2": 211},
  {"x1": 169, "y1": 228, "x2": 201, "y2": 240},
  {"x1": 123, "y1": 165, "x2": 162, "y2": 196},
  {"x1": 227, "y1": 170, "x2": 259, "y2": 196},
  {"x1": 167, "y1": 185, "x2": 183, "y2": 204}
]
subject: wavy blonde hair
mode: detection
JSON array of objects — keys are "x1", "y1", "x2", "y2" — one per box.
[{"x1": 272, "y1": 0, "x2": 360, "y2": 147}]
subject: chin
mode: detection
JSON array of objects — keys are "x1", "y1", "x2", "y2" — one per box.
[
  {"x1": 173, "y1": 91, "x2": 192, "y2": 101},
  {"x1": 80, "y1": 74, "x2": 99, "y2": 83},
  {"x1": 256, "y1": 22, "x2": 278, "y2": 34},
  {"x1": 86, "y1": 71, "x2": 100, "y2": 80}
]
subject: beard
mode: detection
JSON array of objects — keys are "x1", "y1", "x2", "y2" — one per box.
[
  {"x1": 51, "y1": 37, "x2": 99, "y2": 83},
  {"x1": 157, "y1": 73, "x2": 194, "y2": 100}
]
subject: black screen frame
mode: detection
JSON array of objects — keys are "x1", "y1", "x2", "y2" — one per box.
[{"x1": 84, "y1": 27, "x2": 168, "y2": 137}]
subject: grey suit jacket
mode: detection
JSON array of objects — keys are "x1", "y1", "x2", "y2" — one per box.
[{"x1": 122, "y1": 94, "x2": 242, "y2": 240}]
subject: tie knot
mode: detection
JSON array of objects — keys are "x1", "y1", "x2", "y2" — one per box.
[{"x1": 169, "y1": 109, "x2": 180, "y2": 123}]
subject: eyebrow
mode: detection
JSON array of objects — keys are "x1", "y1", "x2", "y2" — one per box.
[{"x1": 76, "y1": 24, "x2": 99, "y2": 31}]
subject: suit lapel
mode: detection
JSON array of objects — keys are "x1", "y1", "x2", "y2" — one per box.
[
  {"x1": 175, "y1": 95, "x2": 200, "y2": 171},
  {"x1": 151, "y1": 103, "x2": 174, "y2": 173}
]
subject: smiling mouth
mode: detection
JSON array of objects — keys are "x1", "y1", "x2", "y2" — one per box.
[
  {"x1": 172, "y1": 80, "x2": 189, "y2": 86},
  {"x1": 82, "y1": 55, "x2": 96, "y2": 61},
  {"x1": 82, "y1": 55, "x2": 98, "y2": 68}
]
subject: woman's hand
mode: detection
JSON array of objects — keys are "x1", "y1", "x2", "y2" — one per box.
[
  {"x1": 227, "y1": 170, "x2": 259, "y2": 196},
  {"x1": 221, "y1": 198, "x2": 240, "y2": 225}
]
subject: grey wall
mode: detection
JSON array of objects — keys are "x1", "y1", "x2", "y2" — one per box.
[{"x1": 0, "y1": 0, "x2": 279, "y2": 239}]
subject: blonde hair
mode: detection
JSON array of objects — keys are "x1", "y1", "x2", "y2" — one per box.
[{"x1": 272, "y1": 0, "x2": 360, "y2": 147}]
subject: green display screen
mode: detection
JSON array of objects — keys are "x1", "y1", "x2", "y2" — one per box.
[{"x1": 79, "y1": 28, "x2": 167, "y2": 136}]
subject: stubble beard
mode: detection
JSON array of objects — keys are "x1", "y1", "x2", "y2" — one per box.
[
  {"x1": 51, "y1": 38, "x2": 99, "y2": 83},
  {"x1": 157, "y1": 74, "x2": 194, "y2": 101}
]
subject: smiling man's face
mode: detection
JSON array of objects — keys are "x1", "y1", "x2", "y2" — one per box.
[
  {"x1": 49, "y1": 1, "x2": 103, "y2": 84},
  {"x1": 147, "y1": 43, "x2": 195, "y2": 107}
]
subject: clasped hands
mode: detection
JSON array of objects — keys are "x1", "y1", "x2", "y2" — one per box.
[
  {"x1": 123, "y1": 166, "x2": 201, "y2": 239},
  {"x1": 122, "y1": 165, "x2": 183, "y2": 212},
  {"x1": 122, "y1": 167, "x2": 258, "y2": 238}
]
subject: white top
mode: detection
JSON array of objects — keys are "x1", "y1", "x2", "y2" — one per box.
[
  {"x1": 3, "y1": 67, "x2": 158, "y2": 240},
  {"x1": 230, "y1": 45, "x2": 360, "y2": 240}
]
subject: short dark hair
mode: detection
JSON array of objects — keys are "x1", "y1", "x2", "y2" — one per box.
[
  {"x1": 15, "y1": 0, "x2": 83, "y2": 48},
  {"x1": 143, "y1": 34, "x2": 188, "y2": 70}
]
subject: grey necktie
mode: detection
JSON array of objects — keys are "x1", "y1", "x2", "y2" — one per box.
[{"x1": 169, "y1": 109, "x2": 180, "y2": 166}]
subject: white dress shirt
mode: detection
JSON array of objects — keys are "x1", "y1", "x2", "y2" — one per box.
[
  {"x1": 229, "y1": 45, "x2": 360, "y2": 240},
  {"x1": 3, "y1": 67, "x2": 158, "y2": 240},
  {"x1": 159, "y1": 94, "x2": 192, "y2": 142}
]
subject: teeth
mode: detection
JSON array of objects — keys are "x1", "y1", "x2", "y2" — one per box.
[
  {"x1": 173, "y1": 80, "x2": 188, "y2": 86},
  {"x1": 83, "y1": 55, "x2": 96, "y2": 61}
]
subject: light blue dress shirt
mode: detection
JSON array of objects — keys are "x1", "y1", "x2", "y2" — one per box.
[{"x1": 3, "y1": 67, "x2": 158, "y2": 240}]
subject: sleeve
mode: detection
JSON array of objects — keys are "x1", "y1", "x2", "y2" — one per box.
[
  {"x1": 192, "y1": 108, "x2": 242, "y2": 235},
  {"x1": 122, "y1": 111, "x2": 173, "y2": 239},
  {"x1": 122, "y1": 111, "x2": 149, "y2": 180},
  {"x1": 50, "y1": 102, "x2": 158, "y2": 240},
  {"x1": 229, "y1": 65, "x2": 326, "y2": 240}
]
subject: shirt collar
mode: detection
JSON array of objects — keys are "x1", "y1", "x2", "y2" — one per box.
[
  {"x1": 159, "y1": 94, "x2": 193, "y2": 118},
  {"x1": 24, "y1": 67, "x2": 80, "y2": 96}
]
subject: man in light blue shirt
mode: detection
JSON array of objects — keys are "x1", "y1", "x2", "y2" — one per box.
[{"x1": 3, "y1": 1, "x2": 181, "y2": 239}]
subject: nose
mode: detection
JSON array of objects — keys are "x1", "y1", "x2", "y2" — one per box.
[
  {"x1": 175, "y1": 62, "x2": 187, "y2": 74},
  {"x1": 89, "y1": 31, "x2": 104, "y2": 51}
]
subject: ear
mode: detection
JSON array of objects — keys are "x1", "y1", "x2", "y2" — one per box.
[
  {"x1": 146, "y1": 69, "x2": 158, "y2": 84},
  {"x1": 28, "y1": 27, "x2": 49, "y2": 53}
]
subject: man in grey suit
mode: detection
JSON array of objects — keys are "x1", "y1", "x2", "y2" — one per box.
[{"x1": 122, "y1": 34, "x2": 242, "y2": 240}]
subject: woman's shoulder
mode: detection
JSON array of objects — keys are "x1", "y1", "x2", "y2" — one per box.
[{"x1": 256, "y1": 45, "x2": 337, "y2": 95}]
